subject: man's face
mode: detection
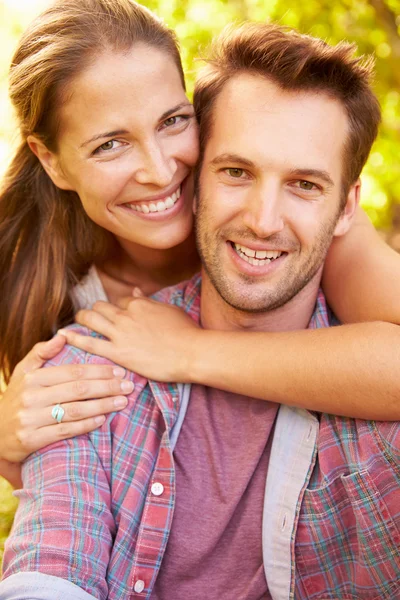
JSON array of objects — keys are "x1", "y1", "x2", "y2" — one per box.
[{"x1": 196, "y1": 73, "x2": 356, "y2": 313}]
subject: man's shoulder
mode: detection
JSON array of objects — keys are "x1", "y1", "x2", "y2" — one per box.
[
  {"x1": 309, "y1": 289, "x2": 341, "y2": 330},
  {"x1": 151, "y1": 272, "x2": 201, "y2": 318},
  {"x1": 44, "y1": 324, "x2": 95, "y2": 368},
  {"x1": 44, "y1": 325, "x2": 145, "y2": 386}
]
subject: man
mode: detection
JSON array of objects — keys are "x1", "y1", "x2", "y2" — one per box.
[{"x1": 1, "y1": 23, "x2": 399, "y2": 600}]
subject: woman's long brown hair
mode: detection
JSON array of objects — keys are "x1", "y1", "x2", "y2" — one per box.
[{"x1": 0, "y1": 0, "x2": 185, "y2": 385}]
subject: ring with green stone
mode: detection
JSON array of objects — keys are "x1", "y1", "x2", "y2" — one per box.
[{"x1": 51, "y1": 403, "x2": 65, "y2": 424}]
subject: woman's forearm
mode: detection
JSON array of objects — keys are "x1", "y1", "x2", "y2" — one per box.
[
  {"x1": 323, "y1": 207, "x2": 400, "y2": 325},
  {"x1": 67, "y1": 293, "x2": 400, "y2": 421},
  {"x1": 0, "y1": 459, "x2": 22, "y2": 489},
  {"x1": 190, "y1": 322, "x2": 400, "y2": 420}
]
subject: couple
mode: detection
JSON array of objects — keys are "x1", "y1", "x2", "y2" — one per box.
[{"x1": 1, "y1": 1, "x2": 400, "y2": 599}]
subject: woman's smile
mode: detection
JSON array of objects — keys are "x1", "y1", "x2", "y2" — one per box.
[{"x1": 51, "y1": 43, "x2": 199, "y2": 250}]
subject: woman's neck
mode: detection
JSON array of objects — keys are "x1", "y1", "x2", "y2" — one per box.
[{"x1": 96, "y1": 231, "x2": 200, "y2": 302}]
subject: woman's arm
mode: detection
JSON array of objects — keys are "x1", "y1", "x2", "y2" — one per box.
[
  {"x1": 61, "y1": 304, "x2": 400, "y2": 421},
  {"x1": 323, "y1": 206, "x2": 400, "y2": 324},
  {"x1": 61, "y1": 210, "x2": 400, "y2": 420},
  {"x1": 0, "y1": 335, "x2": 132, "y2": 486}
]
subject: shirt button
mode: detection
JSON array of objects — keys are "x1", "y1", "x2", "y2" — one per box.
[
  {"x1": 134, "y1": 579, "x2": 145, "y2": 593},
  {"x1": 151, "y1": 482, "x2": 164, "y2": 496}
]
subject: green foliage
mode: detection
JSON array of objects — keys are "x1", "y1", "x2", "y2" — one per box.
[
  {"x1": 150, "y1": 0, "x2": 400, "y2": 229},
  {"x1": 0, "y1": 0, "x2": 398, "y2": 564},
  {"x1": 0, "y1": 478, "x2": 18, "y2": 567}
]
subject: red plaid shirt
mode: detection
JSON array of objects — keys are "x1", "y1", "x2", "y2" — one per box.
[{"x1": 2, "y1": 274, "x2": 400, "y2": 600}]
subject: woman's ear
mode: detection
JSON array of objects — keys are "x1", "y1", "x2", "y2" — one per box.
[
  {"x1": 333, "y1": 179, "x2": 361, "y2": 238},
  {"x1": 27, "y1": 135, "x2": 74, "y2": 191}
]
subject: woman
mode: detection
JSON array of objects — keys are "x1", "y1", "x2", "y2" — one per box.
[{"x1": 0, "y1": 0, "x2": 399, "y2": 492}]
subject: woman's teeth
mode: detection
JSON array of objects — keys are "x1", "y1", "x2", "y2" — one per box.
[
  {"x1": 233, "y1": 243, "x2": 282, "y2": 266},
  {"x1": 128, "y1": 186, "x2": 181, "y2": 213}
]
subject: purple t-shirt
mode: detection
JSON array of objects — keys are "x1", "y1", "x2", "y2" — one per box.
[{"x1": 151, "y1": 385, "x2": 279, "y2": 600}]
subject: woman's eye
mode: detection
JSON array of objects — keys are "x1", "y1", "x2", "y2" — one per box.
[
  {"x1": 164, "y1": 116, "x2": 178, "y2": 127},
  {"x1": 226, "y1": 168, "x2": 244, "y2": 178},
  {"x1": 162, "y1": 114, "x2": 191, "y2": 129},
  {"x1": 94, "y1": 139, "x2": 122, "y2": 154},
  {"x1": 100, "y1": 140, "x2": 115, "y2": 151}
]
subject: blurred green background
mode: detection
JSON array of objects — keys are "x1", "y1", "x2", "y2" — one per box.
[{"x1": 1, "y1": 0, "x2": 399, "y2": 563}]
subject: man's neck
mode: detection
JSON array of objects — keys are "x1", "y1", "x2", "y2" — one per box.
[{"x1": 200, "y1": 269, "x2": 322, "y2": 333}]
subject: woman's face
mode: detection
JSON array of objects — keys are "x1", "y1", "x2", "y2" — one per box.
[{"x1": 49, "y1": 43, "x2": 199, "y2": 251}]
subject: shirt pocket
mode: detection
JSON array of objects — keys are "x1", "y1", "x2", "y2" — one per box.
[{"x1": 295, "y1": 468, "x2": 400, "y2": 600}]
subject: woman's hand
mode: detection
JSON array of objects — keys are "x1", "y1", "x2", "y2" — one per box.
[
  {"x1": 0, "y1": 334, "x2": 133, "y2": 468},
  {"x1": 60, "y1": 295, "x2": 201, "y2": 382}
]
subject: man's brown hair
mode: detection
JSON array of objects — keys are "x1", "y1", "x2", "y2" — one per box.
[{"x1": 194, "y1": 22, "x2": 381, "y2": 198}]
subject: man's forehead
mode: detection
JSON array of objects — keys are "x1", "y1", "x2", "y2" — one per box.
[
  {"x1": 206, "y1": 72, "x2": 349, "y2": 174},
  {"x1": 213, "y1": 72, "x2": 347, "y2": 125}
]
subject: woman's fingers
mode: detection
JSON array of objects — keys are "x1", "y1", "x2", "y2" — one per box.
[
  {"x1": 58, "y1": 329, "x2": 116, "y2": 359},
  {"x1": 18, "y1": 377, "x2": 134, "y2": 411},
  {"x1": 12, "y1": 334, "x2": 66, "y2": 377},
  {"x1": 74, "y1": 309, "x2": 115, "y2": 338},
  {"x1": 28, "y1": 363, "x2": 125, "y2": 387},
  {"x1": 36, "y1": 394, "x2": 130, "y2": 427},
  {"x1": 16, "y1": 416, "x2": 111, "y2": 456},
  {"x1": 91, "y1": 301, "x2": 122, "y2": 321}
]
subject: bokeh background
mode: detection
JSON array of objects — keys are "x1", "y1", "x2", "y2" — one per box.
[{"x1": 0, "y1": 0, "x2": 399, "y2": 562}]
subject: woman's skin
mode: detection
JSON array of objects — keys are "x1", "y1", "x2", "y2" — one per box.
[
  {"x1": 61, "y1": 207, "x2": 400, "y2": 422},
  {"x1": 0, "y1": 44, "x2": 199, "y2": 488},
  {"x1": 1, "y1": 44, "x2": 400, "y2": 490}
]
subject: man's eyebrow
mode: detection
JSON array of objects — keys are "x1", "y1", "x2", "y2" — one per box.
[
  {"x1": 288, "y1": 168, "x2": 334, "y2": 187},
  {"x1": 209, "y1": 153, "x2": 256, "y2": 168},
  {"x1": 80, "y1": 103, "x2": 193, "y2": 149}
]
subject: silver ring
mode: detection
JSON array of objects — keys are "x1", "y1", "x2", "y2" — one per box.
[{"x1": 51, "y1": 403, "x2": 65, "y2": 424}]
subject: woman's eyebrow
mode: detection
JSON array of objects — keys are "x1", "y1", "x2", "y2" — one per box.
[
  {"x1": 80, "y1": 103, "x2": 193, "y2": 148},
  {"x1": 80, "y1": 129, "x2": 129, "y2": 148}
]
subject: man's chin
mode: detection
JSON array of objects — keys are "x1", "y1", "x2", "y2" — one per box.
[{"x1": 217, "y1": 285, "x2": 285, "y2": 314}]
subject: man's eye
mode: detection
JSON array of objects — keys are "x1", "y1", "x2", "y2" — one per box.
[
  {"x1": 226, "y1": 168, "x2": 244, "y2": 178},
  {"x1": 298, "y1": 180, "x2": 316, "y2": 190}
]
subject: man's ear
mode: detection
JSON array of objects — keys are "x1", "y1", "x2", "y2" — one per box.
[
  {"x1": 333, "y1": 179, "x2": 361, "y2": 238},
  {"x1": 27, "y1": 135, "x2": 74, "y2": 191},
  {"x1": 193, "y1": 194, "x2": 198, "y2": 215}
]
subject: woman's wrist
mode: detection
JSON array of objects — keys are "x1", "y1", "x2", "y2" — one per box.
[{"x1": 176, "y1": 328, "x2": 208, "y2": 384}]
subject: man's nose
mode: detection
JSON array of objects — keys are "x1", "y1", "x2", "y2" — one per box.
[
  {"x1": 242, "y1": 182, "x2": 285, "y2": 238},
  {"x1": 134, "y1": 141, "x2": 177, "y2": 188}
]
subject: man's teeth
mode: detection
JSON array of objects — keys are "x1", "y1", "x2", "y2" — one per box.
[
  {"x1": 233, "y1": 243, "x2": 282, "y2": 265},
  {"x1": 129, "y1": 186, "x2": 181, "y2": 213}
]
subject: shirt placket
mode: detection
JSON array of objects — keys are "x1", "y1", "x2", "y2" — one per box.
[{"x1": 130, "y1": 384, "x2": 179, "y2": 598}]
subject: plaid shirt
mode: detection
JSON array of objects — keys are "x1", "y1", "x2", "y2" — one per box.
[{"x1": 2, "y1": 273, "x2": 400, "y2": 600}]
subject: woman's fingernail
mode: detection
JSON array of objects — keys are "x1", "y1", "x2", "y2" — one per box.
[
  {"x1": 57, "y1": 329, "x2": 67, "y2": 337},
  {"x1": 113, "y1": 367, "x2": 126, "y2": 377},
  {"x1": 121, "y1": 381, "x2": 134, "y2": 393},
  {"x1": 114, "y1": 396, "x2": 128, "y2": 408},
  {"x1": 95, "y1": 415, "x2": 106, "y2": 425}
]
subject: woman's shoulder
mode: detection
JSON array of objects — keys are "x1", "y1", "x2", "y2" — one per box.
[{"x1": 71, "y1": 265, "x2": 108, "y2": 310}]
